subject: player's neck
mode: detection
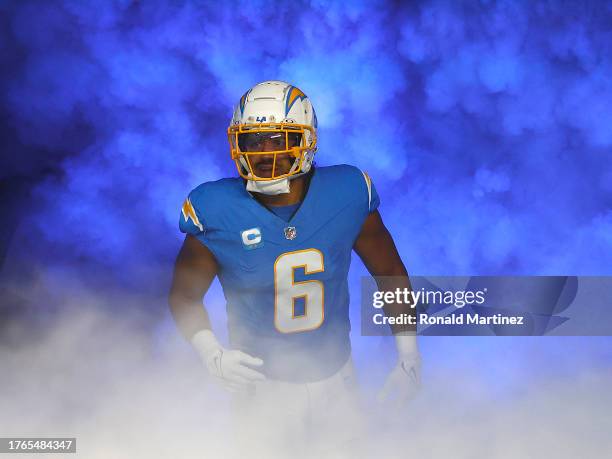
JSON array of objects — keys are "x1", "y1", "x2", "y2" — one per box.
[{"x1": 252, "y1": 174, "x2": 309, "y2": 207}]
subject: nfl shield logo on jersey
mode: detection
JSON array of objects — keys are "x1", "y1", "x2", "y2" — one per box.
[{"x1": 284, "y1": 226, "x2": 297, "y2": 240}]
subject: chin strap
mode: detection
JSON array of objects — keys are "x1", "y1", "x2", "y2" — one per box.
[
  {"x1": 246, "y1": 169, "x2": 312, "y2": 195},
  {"x1": 246, "y1": 177, "x2": 291, "y2": 195}
]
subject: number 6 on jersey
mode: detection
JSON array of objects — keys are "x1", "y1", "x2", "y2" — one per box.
[{"x1": 274, "y1": 249, "x2": 325, "y2": 333}]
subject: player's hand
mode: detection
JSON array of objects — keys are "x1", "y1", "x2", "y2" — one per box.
[
  {"x1": 377, "y1": 353, "x2": 421, "y2": 406},
  {"x1": 191, "y1": 329, "x2": 266, "y2": 392},
  {"x1": 203, "y1": 347, "x2": 266, "y2": 392}
]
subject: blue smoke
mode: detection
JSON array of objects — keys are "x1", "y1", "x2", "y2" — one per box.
[{"x1": 2, "y1": 1, "x2": 611, "y2": 387}]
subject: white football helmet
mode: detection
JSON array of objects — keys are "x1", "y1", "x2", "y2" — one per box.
[{"x1": 228, "y1": 80, "x2": 318, "y2": 182}]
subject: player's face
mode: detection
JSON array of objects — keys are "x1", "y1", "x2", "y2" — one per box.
[{"x1": 240, "y1": 132, "x2": 301, "y2": 178}]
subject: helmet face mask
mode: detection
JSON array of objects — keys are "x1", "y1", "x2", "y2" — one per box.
[
  {"x1": 238, "y1": 131, "x2": 302, "y2": 153},
  {"x1": 228, "y1": 81, "x2": 317, "y2": 182},
  {"x1": 229, "y1": 123, "x2": 313, "y2": 180}
]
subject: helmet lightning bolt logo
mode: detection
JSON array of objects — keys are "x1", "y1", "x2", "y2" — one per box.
[
  {"x1": 285, "y1": 86, "x2": 306, "y2": 115},
  {"x1": 181, "y1": 198, "x2": 203, "y2": 232},
  {"x1": 239, "y1": 89, "x2": 251, "y2": 116}
]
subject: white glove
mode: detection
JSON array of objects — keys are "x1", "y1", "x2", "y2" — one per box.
[
  {"x1": 191, "y1": 330, "x2": 266, "y2": 392},
  {"x1": 378, "y1": 333, "x2": 421, "y2": 405}
]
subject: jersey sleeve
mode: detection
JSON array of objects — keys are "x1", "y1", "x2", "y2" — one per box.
[
  {"x1": 360, "y1": 170, "x2": 380, "y2": 213},
  {"x1": 179, "y1": 193, "x2": 206, "y2": 236}
]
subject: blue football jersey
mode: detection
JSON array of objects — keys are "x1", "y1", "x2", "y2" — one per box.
[{"x1": 179, "y1": 164, "x2": 379, "y2": 382}]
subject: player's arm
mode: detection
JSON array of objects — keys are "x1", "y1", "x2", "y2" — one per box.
[
  {"x1": 353, "y1": 210, "x2": 415, "y2": 335},
  {"x1": 168, "y1": 234, "x2": 218, "y2": 340},
  {"x1": 354, "y1": 210, "x2": 421, "y2": 404},
  {"x1": 353, "y1": 210, "x2": 407, "y2": 276},
  {"x1": 169, "y1": 235, "x2": 265, "y2": 391}
]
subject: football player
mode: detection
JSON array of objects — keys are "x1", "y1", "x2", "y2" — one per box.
[{"x1": 168, "y1": 81, "x2": 420, "y2": 451}]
